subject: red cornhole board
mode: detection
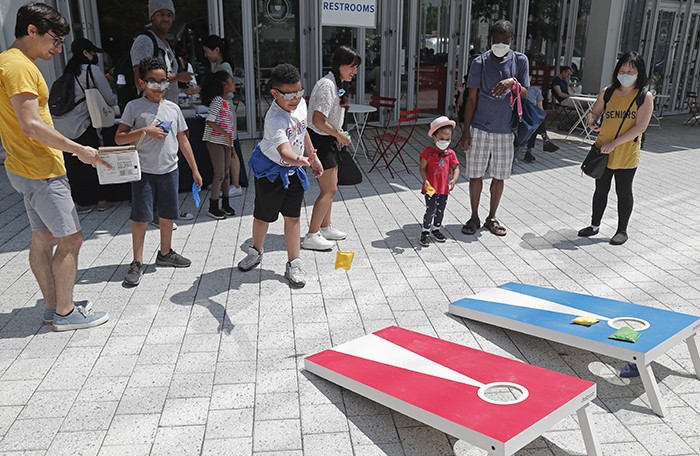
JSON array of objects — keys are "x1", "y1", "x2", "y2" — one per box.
[{"x1": 305, "y1": 326, "x2": 601, "y2": 456}]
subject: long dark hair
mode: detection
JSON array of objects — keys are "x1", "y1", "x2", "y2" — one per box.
[
  {"x1": 201, "y1": 70, "x2": 231, "y2": 107},
  {"x1": 64, "y1": 50, "x2": 94, "y2": 76},
  {"x1": 610, "y1": 51, "x2": 648, "y2": 90},
  {"x1": 331, "y1": 46, "x2": 361, "y2": 108},
  {"x1": 202, "y1": 34, "x2": 231, "y2": 63}
]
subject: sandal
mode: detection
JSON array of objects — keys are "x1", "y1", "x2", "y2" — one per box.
[
  {"x1": 461, "y1": 217, "x2": 481, "y2": 235},
  {"x1": 483, "y1": 217, "x2": 507, "y2": 236}
]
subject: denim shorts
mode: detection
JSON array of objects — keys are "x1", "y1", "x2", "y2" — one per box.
[
  {"x1": 130, "y1": 169, "x2": 179, "y2": 222},
  {"x1": 6, "y1": 169, "x2": 81, "y2": 237}
]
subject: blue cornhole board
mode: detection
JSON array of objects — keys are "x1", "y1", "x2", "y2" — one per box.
[{"x1": 449, "y1": 282, "x2": 700, "y2": 417}]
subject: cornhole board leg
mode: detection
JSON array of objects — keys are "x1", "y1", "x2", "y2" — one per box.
[
  {"x1": 637, "y1": 363, "x2": 667, "y2": 417},
  {"x1": 576, "y1": 404, "x2": 601, "y2": 456},
  {"x1": 687, "y1": 334, "x2": 700, "y2": 378}
]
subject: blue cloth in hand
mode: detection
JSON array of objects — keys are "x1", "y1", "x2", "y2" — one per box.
[{"x1": 192, "y1": 182, "x2": 201, "y2": 208}]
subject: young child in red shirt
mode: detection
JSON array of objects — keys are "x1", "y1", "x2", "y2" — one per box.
[{"x1": 419, "y1": 116, "x2": 460, "y2": 247}]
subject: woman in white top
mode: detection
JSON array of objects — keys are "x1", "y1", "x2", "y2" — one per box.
[
  {"x1": 302, "y1": 46, "x2": 361, "y2": 251},
  {"x1": 52, "y1": 38, "x2": 118, "y2": 213}
]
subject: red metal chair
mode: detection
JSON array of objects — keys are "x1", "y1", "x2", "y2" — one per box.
[
  {"x1": 368, "y1": 109, "x2": 420, "y2": 178},
  {"x1": 684, "y1": 91, "x2": 699, "y2": 126},
  {"x1": 365, "y1": 95, "x2": 397, "y2": 135}
]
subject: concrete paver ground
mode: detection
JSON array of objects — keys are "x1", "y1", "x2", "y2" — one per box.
[{"x1": 0, "y1": 115, "x2": 699, "y2": 455}]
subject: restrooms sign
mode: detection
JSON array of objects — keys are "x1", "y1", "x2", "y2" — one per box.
[{"x1": 321, "y1": 0, "x2": 377, "y2": 28}]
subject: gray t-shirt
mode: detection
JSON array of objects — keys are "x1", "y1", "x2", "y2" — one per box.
[
  {"x1": 467, "y1": 50, "x2": 530, "y2": 134},
  {"x1": 120, "y1": 97, "x2": 187, "y2": 174},
  {"x1": 308, "y1": 72, "x2": 345, "y2": 135},
  {"x1": 130, "y1": 31, "x2": 179, "y2": 104}
]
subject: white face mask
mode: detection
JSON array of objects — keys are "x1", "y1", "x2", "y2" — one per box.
[
  {"x1": 617, "y1": 73, "x2": 638, "y2": 87},
  {"x1": 435, "y1": 140, "x2": 450, "y2": 150},
  {"x1": 491, "y1": 43, "x2": 510, "y2": 58}
]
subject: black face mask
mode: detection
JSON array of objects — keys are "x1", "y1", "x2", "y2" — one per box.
[{"x1": 90, "y1": 54, "x2": 99, "y2": 65}]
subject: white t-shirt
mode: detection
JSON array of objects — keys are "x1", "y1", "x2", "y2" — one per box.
[
  {"x1": 258, "y1": 99, "x2": 308, "y2": 166},
  {"x1": 120, "y1": 97, "x2": 187, "y2": 174},
  {"x1": 308, "y1": 72, "x2": 345, "y2": 135}
]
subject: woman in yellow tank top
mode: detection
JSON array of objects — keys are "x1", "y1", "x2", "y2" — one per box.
[{"x1": 577, "y1": 52, "x2": 654, "y2": 246}]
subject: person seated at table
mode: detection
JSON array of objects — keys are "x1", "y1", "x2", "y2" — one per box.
[
  {"x1": 519, "y1": 85, "x2": 559, "y2": 163},
  {"x1": 552, "y1": 66, "x2": 575, "y2": 130}
]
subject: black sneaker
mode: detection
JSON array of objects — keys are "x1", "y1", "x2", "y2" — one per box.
[
  {"x1": 419, "y1": 231, "x2": 430, "y2": 247},
  {"x1": 221, "y1": 197, "x2": 235, "y2": 216},
  {"x1": 577, "y1": 226, "x2": 599, "y2": 237},
  {"x1": 610, "y1": 232, "x2": 628, "y2": 245},
  {"x1": 523, "y1": 151, "x2": 536, "y2": 163},
  {"x1": 123, "y1": 260, "x2": 145, "y2": 286},
  {"x1": 543, "y1": 141, "x2": 560, "y2": 152},
  {"x1": 431, "y1": 229, "x2": 446, "y2": 243},
  {"x1": 156, "y1": 249, "x2": 191, "y2": 268},
  {"x1": 207, "y1": 200, "x2": 226, "y2": 220}
]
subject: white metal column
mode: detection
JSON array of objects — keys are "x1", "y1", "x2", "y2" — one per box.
[{"x1": 241, "y1": 0, "x2": 256, "y2": 136}]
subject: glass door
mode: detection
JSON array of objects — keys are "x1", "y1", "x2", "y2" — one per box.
[
  {"x1": 223, "y1": 0, "x2": 249, "y2": 136},
  {"x1": 252, "y1": 0, "x2": 300, "y2": 131},
  {"x1": 650, "y1": 10, "x2": 677, "y2": 102},
  {"x1": 401, "y1": 0, "x2": 452, "y2": 116}
]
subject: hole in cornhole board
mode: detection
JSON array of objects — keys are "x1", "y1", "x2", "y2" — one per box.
[
  {"x1": 477, "y1": 382, "x2": 529, "y2": 405},
  {"x1": 607, "y1": 317, "x2": 650, "y2": 331}
]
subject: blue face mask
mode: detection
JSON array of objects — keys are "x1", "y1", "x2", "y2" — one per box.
[{"x1": 617, "y1": 73, "x2": 637, "y2": 87}]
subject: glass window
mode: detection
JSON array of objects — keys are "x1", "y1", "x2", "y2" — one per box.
[{"x1": 619, "y1": 0, "x2": 646, "y2": 55}]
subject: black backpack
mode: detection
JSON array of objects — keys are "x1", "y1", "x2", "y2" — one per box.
[
  {"x1": 49, "y1": 73, "x2": 84, "y2": 116},
  {"x1": 603, "y1": 85, "x2": 649, "y2": 147},
  {"x1": 111, "y1": 31, "x2": 160, "y2": 112}
]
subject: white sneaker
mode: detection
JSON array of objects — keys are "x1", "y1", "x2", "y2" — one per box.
[
  {"x1": 302, "y1": 232, "x2": 334, "y2": 251},
  {"x1": 228, "y1": 186, "x2": 243, "y2": 197},
  {"x1": 320, "y1": 226, "x2": 347, "y2": 240},
  {"x1": 238, "y1": 246, "x2": 263, "y2": 271},
  {"x1": 285, "y1": 257, "x2": 306, "y2": 288}
]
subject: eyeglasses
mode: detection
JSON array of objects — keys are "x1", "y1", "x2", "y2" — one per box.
[
  {"x1": 145, "y1": 80, "x2": 170, "y2": 90},
  {"x1": 272, "y1": 87, "x2": 304, "y2": 100},
  {"x1": 47, "y1": 31, "x2": 65, "y2": 48}
]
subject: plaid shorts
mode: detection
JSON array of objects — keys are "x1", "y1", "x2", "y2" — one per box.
[{"x1": 466, "y1": 127, "x2": 514, "y2": 180}]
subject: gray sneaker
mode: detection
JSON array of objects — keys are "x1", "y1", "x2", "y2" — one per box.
[
  {"x1": 238, "y1": 247, "x2": 262, "y2": 271},
  {"x1": 285, "y1": 257, "x2": 306, "y2": 288},
  {"x1": 43, "y1": 300, "x2": 92, "y2": 323},
  {"x1": 123, "y1": 260, "x2": 146, "y2": 286},
  {"x1": 156, "y1": 249, "x2": 191, "y2": 268},
  {"x1": 53, "y1": 305, "x2": 109, "y2": 332}
]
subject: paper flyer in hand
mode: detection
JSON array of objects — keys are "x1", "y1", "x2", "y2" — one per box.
[{"x1": 96, "y1": 133, "x2": 144, "y2": 185}]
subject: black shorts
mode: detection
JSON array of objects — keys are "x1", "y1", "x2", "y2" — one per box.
[
  {"x1": 253, "y1": 173, "x2": 304, "y2": 222},
  {"x1": 130, "y1": 169, "x2": 179, "y2": 222},
  {"x1": 309, "y1": 129, "x2": 339, "y2": 170}
]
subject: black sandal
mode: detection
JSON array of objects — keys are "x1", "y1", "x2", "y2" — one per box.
[
  {"x1": 483, "y1": 217, "x2": 507, "y2": 236},
  {"x1": 461, "y1": 217, "x2": 481, "y2": 235}
]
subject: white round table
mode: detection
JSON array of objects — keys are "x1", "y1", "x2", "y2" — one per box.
[{"x1": 347, "y1": 103, "x2": 378, "y2": 160}]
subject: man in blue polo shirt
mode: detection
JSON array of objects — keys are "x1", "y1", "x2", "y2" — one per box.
[{"x1": 460, "y1": 20, "x2": 529, "y2": 237}]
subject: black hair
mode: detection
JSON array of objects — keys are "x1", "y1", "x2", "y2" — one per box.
[
  {"x1": 138, "y1": 57, "x2": 167, "y2": 79},
  {"x1": 64, "y1": 50, "x2": 94, "y2": 76},
  {"x1": 559, "y1": 66, "x2": 572, "y2": 74},
  {"x1": 489, "y1": 20, "x2": 514, "y2": 40},
  {"x1": 270, "y1": 63, "x2": 300, "y2": 87},
  {"x1": 15, "y1": 2, "x2": 69, "y2": 39},
  {"x1": 202, "y1": 34, "x2": 231, "y2": 62},
  {"x1": 611, "y1": 51, "x2": 648, "y2": 90},
  {"x1": 331, "y1": 46, "x2": 361, "y2": 108},
  {"x1": 201, "y1": 71, "x2": 232, "y2": 107}
]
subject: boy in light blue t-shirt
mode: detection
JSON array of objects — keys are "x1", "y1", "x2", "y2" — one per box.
[{"x1": 116, "y1": 57, "x2": 203, "y2": 287}]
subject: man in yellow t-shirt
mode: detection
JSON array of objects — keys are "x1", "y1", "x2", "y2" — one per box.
[{"x1": 0, "y1": 3, "x2": 110, "y2": 331}]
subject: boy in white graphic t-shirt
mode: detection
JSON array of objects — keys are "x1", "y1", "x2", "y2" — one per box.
[{"x1": 237, "y1": 63, "x2": 323, "y2": 288}]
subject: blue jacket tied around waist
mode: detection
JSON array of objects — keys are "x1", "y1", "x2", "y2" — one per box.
[{"x1": 249, "y1": 145, "x2": 309, "y2": 191}]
